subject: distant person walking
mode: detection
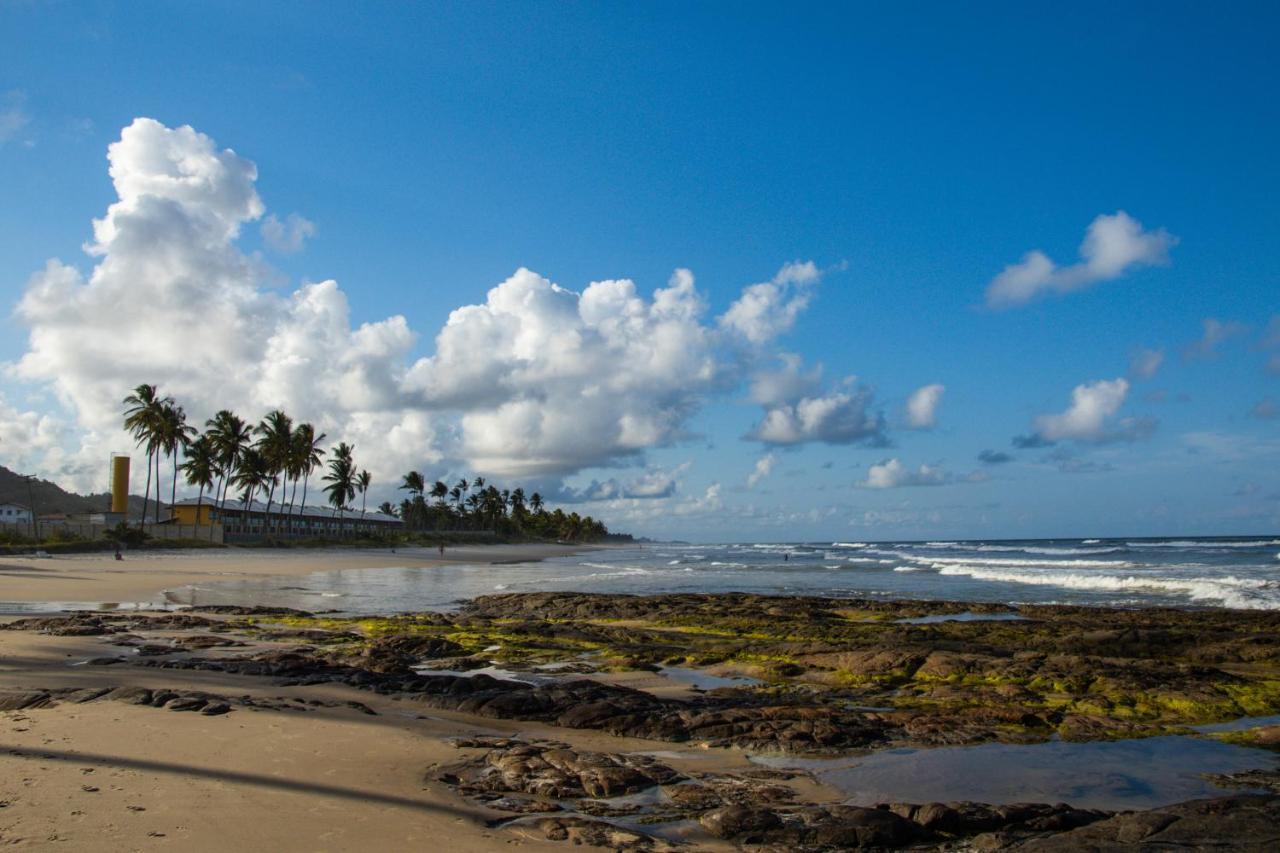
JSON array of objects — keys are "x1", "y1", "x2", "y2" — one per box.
[{"x1": 439, "y1": 543, "x2": 445, "y2": 557}]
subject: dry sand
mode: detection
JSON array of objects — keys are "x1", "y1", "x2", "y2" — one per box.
[{"x1": 0, "y1": 544, "x2": 781, "y2": 852}]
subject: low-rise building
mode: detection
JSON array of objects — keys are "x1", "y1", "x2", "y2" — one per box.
[
  {"x1": 170, "y1": 497, "x2": 401, "y2": 538},
  {"x1": 0, "y1": 502, "x2": 33, "y2": 525}
]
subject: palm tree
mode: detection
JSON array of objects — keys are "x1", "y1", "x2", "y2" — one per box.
[
  {"x1": 158, "y1": 402, "x2": 196, "y2": 523},
  {"x1": 122, "y1": 384, "x2": 169, "y2": 530},
  {"x1": 430, "y1": 480, "x2": 449, "y2": 507},
  {"x1": 377, "y1": 501, "x2": 397, "y2": 517},
  {"x1": 357, "y1": 469, "x2": 371, "y2": 522},
  {"x1": 179, "y1": 434, "x2": 217, "y2": 533},
  {"x1": 254, "y1": 410, "x2": 293, "y2": 536},
  {"x1": 454, "y1": 478, "x2": 469, "y2": 513},
  {"x1": 230, "y1": 447, "x2": 271, "y2": 532},
  {"x1": 206, "y1": 410, "x2": 252, "y2": 525},
  {"x1": 530, "y1": 492, "x2": 544, "y2": 514},
  {"x1": 400, "y1": 471, "x2": 425, "y2": 499},
  {"x1": 289, "y1": 423, "x2": 326, "y2": 537},
  {"x1": 322, "y1": 443, "x2": 357, "y2": 535}
]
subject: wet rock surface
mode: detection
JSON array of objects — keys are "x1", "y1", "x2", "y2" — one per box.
[
  {"x1": 8, "y1": 593, "x2": 1280, "y2": 848},
  {"x1": 430, "y1": 736, "x2": 1140, "y2": 849},
  {"x1": 1010, "y1": 794, "x2": 1280, "y2": 851}
]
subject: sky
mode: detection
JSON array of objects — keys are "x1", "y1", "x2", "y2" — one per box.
[{"x1": 1, "y1": 0, "x2": 1278, "y2": 541}]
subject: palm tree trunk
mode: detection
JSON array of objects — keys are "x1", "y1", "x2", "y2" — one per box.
[
  {"x1": 300, "y1": 474, "x2": 310, "y2": 538},
  {"x1": 154, "y1": 452, "x2": 162, "y2": 525},
  {"x1": 195, "y1": 484, "x2": 204, "y2": 539},
  {"x1": 170, "y1": 446, "x2": 178, "y2": 522},
  {"x1": 264, "y1": 481, "x2": 275, "y2": 538},
  {"x1": 140, "y1": 449, "x2": 152, "y2": 531},
  {"x1": 287, "y1": 477, "x2": 299, "y2": 537}
]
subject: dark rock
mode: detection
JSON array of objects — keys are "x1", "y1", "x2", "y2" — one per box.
[
  {"x1": 1014, "y1": 794, "x2": 1280, "y2": 851},
  {"x1": 699, "y1": 804, "x2": 781, "y2": 839},
  {"x1": 0, "y1": 691, "x2": 53, "y2": 711}
]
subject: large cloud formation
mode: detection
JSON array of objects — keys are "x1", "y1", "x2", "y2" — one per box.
[
  {"x1": 985, "y1": 211, "x2": 1175, "y2": 309},
  {"x1": 3, "y1": 118, "x2": 856, "y2": 493}
]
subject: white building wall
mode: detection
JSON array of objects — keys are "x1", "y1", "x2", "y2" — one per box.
[{"x1": 0, "y1": 504, "x2": 33, "y2": 525}]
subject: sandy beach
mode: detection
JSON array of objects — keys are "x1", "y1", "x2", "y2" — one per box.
[{"x1": 3, "y1": 552, "x2": 1280, "y2": 851}]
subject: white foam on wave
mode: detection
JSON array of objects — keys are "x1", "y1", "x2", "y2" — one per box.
[
  {"x1": 934, "y1": 565, "x2": 1280, "y2": 609},
  {"x1": 832, "y1": 542, "x2": 869, "y2": 549},
  {"x1": 915, "y1": 543, "x2": 1123, "y2": 555},
  {"x1": 1128, "y1": 539, "x2": 1280, "y2": 549},
  {"x1": 907, "y1": 555, "x2": 1139, "y2": 569}
]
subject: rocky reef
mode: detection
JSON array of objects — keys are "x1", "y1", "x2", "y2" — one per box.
[{"x1": 6, "y1": 592, "x2": 1280, "y2": 849}]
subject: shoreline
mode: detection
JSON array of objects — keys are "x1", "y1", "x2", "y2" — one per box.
[{"x1": 0, "y1": 543, "x2": 596, "y2": 612}]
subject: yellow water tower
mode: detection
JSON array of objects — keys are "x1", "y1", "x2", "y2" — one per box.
[{"x1": 110, "y1": 454, "x2": 130, "y2": 514}]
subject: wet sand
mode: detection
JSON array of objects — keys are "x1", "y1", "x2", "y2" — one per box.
[
  {"x1": 0, "y1": 626, "x2": 772, "y2": 851},
  {"x1": 0, "y1": 544, "x2": 591, "y2": 608}
]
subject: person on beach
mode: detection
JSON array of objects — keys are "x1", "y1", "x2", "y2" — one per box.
[{"x1": 439, "y1": 543, "x2": 445, "y2": 557}]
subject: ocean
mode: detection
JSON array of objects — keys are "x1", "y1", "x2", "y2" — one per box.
[{"x1": 164, "y1": 535, "x2": 1280, "y2": 613}]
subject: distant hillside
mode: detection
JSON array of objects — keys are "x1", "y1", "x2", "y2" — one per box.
[{"x1": 0, "y1": 465, "x2": 149, "y2": 516}]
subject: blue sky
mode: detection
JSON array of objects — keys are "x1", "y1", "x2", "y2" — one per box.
[{"x1": 1, "y1": 1, "x2": 1277, "y2": 541}]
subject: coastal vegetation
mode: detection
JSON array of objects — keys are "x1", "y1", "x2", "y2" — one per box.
[{"x1": 120, "y1": 384, "x2": 616, "y2": 543}]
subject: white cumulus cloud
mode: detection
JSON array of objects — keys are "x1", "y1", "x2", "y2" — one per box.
[
  {"x1": 748, "y1": 385, "x2": 886, "y2": 446},
  {"x1": 719, "y1": 261, "x2": 819, "y2": 344},
  {"x1": 985, "y1": 211, "x2": 1176, "y2": 309},
  {"x1": 3, "y1": 117, "x2": 832, "y2": 494},
  {"x1": 904, "y1": 383, "x2": 944, "y2": 429},
  {"x1": 1024, "y1": 377, "x2": 1155, "y2": 445},
  {"x1": 860, "y1": 458, "x2": 951, "y2": 489}
]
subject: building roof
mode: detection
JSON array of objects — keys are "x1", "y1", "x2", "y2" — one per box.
[{"x1": 172, "y1": 496, "x2": 399, "y2": 524}]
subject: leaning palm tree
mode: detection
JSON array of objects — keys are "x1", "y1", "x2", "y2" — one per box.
[
  {"x1": 206, "y1": 410, "x2": 252, "y2": 524},
  {"x1": 122, "y1": 384, "x2": 169, "y2": 530},
  {"x1": 254, "y1": 410, "x2": 293, "y2": 536},
  {"x1": 357, "y1": 469, "x2": 372, "y2": 521},
  {"x1": 179, "y1": 434, "x2": 217, "y2": 534},
  {"x1": 289, "y1": 424, "x2": 326, "y2": 537}
]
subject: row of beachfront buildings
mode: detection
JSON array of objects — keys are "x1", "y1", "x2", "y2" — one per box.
[{"x1": 2, "y1": 497, "x2": 402, "y2": 540}]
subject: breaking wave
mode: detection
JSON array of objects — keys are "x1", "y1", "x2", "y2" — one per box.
[{"x1": 934, "y1": 565, "x2": 1280, "y2": 610}]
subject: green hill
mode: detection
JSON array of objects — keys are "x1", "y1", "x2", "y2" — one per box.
[{"x1": 0, "y1": 465, "x2": 147, "y2": 516}]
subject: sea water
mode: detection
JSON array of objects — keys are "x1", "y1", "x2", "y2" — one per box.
[{"x1": 156, "y1": 535, "x2": 1280, "y2": 614}]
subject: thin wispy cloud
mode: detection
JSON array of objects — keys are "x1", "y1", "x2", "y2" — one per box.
[
  {"x1": 1129, "y1": 347, "x2": 1165, "y2": 380},
  {"x1": 261, "y1": 212, "x2": 316, "y2": 254},
  {"x1": 0, "y1": 89, "x2": 31, "y2": 146},
  {"x1": 1183, "y1": 317, "x2": 1247, "y2": 361}
]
